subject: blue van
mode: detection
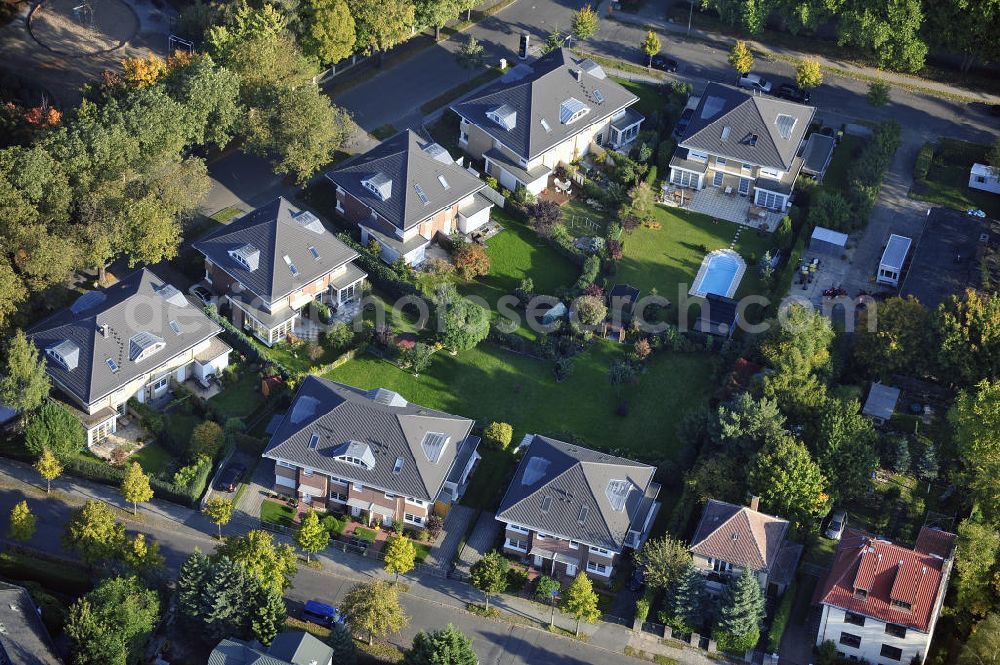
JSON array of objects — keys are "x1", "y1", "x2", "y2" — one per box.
[{"x1": 302, "y1": 600, "x2": 344, "y2": 627}]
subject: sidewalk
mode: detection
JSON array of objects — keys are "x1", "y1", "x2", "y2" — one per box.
[{"x1": 606, "y1": 4, "x2": 1000, "y2": 103}]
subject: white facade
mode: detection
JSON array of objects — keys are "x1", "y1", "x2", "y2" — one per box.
[
  {"x1": 816, "y1": 604, "x2": 930, "y2": 665},
  {"x1": 969, "y1": 163, "x2": 1000, "y2": 194}
]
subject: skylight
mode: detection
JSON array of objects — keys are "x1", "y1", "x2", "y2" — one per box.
[
  {"x1": 775, "y1": 114, "x2": 797, "y2": 140},
  {"x1": 540, "y1": 118, "x2": 552, "y2": 133},
  {"x1": 414, "y1": 183, "x2": 430, "y2": 205},
  {"x1": 605, "y1": 479, "x2": 632, "y2": 512},
  {"x1": 559, "y1": 97, "x2": 591, "y2": 125},
  {"x1": 393, "y1": 457, "x2": 405, "y2": 474},
  {"x1": 283, "y1": 255, "x2": 299, "y2": 277},
  {"x1": 721, "y1": 126, "x2": 731, "y2": 141},
  {"x1": 106, "y1": 358, "x2": 119, "y2": 373},
  {"x1": 578, "y1": 505, "x2": 589, "y2": 523},
  {"x1": 168, "y1": 320, "x2": 181, "y2": 335},
  {"x1": 541, "y1": 495, "x2": 552, "y2": 513},
  {"x1": 521, "y1": 456, "x2": 550, "y2": 485},
  {"x1": 308, "y1": 433, "x2": 320, "y2": 450},
  {"x1": 420, "y1": 432, "x2": 450, "y2": 464},
  {"x1": 593, "y1": 89, "x2": 605, "y2": 104},
  {"x1": 437, "y1": 175, "x2": 450, "y2": 190},
  {"x1": 309, "y1": 246, "x2": 320, "y2": 260},
  {"x1": 368, "y1": 388, "x2": 407, "y2": 407}
]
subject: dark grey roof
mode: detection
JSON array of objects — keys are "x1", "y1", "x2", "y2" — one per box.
[
  {"x1": 208, "y1": 638, "x2": 288, "y2": 665},
  {"x1": 194, "y1": 197, "x2": 359, "y2": 303},
  {"x1": 268, "y1": 631, "x2": 333, "y2": 665},
  {"x1": 862, "y1": 382, "x2": 900, "y2": 421},
  {"x1": 263, "y1": 377, "x2": 475, "y2": 500},
  {"x1": 452, "y1": 49, "x2": 639, "y2": 160},
  {"x1": 696, "y1": 294, "x2": 739, "y2": 336},
  {"x1": 801, "y1": 133, "x2": 836, "y2": 175},
  {"x1": 900, "y1": 208, "x2": 983, "y2": 309},
  {"x1": 496, "y1": 435, "x2": 657, "y2": 550},
  {"x1": 0, "y1": 583, "x2": 61, "y2": 665},
  {"x1": 27, "y1": 268, "x2": 222, "y2": 408},
  {"x1": 325, "y1": 130, "x2": 485, "y2": 233},
  {"x1": 680, "y1": 83, "x2": 814, "y2": 171},
  {"x1": 669, "y1": 147, "x2": 709, "y2": 174}
]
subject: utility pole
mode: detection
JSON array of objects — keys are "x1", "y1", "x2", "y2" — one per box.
[{"x1": 688, "y1": 0, "x2": 694, "y2": 34}]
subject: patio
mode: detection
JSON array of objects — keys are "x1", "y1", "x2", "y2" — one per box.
[
  {"x1": 293, "y1": 301, "x2": 363, "y2": 341},
  {"x1": 91, "y1": 418, "x2": 151, "y2": 461},
  {"x1": 537, "y1": 174, "x2": 576, "y2": 206},
  {"x1": 661, "y1": 184, "x2": 783, "y2": 231}
]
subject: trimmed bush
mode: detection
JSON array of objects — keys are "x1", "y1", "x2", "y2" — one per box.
[
  {"x1": 483, "y1": 421, "x2": 514, "y2": 450},
  {"x1": 914, "y1": 142, "x2": 934, "y2": 181}
]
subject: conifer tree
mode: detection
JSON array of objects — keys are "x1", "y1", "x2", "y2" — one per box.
[
  {"x1": 251, "y1": 583, "x2": 287, "y2": 646},
  {"x1": 714, "y1": 567, "x2": 765, "y2": 653},
  {"x1": 667, "y1": 563, "x2": 706, "y2": 634},
  {"x1": 328, "y1": 622, "x2": 357, "y2": 665}
]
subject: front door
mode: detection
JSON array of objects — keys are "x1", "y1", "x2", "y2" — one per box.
[
  {"x1": 565, "y1": 563, "x2": 577, "y2": 577},
  {"x1": 533, "y1": 555, "x2": 543, "y2": 567}
]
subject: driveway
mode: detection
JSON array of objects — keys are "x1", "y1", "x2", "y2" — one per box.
[
  {"x1": 424, "y1": 504, "x2": 476, "y2": 571},
  {"x1": 455, "y1": 511, "x2": 502, "y2": 578}
]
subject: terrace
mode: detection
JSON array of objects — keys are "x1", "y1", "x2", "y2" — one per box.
[{"x1": 661, "y1": 182, "x2": 784, "y2": 231}]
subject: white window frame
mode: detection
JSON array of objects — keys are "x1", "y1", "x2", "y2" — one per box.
[
  {"x1": 405, "y1": 497, "x2": 428, "y2": 508},
  {"x1": 404, "y1": 513, "x2": 424, "y2": 525},
  {"x1": 330, "y1": 489, "x2": 347, "y2": 502},
  {"x1": 589, "y1": 545, "x2": 611, "y2": 556},
  {"x1": 507, "y1": 524, "x2": 530, "y2": 535},
  {"x1": 672, "y1": 169, "x2": 698, "y2": 189},
  {"x1": 586, "y1": 561, "x2": 610, "y2": 576},
  {"x1": 569, "y1": 541, "x2": 579, "y2": 550},
  {"x1": 505, "y1": 537, "x2": 529, "y2": 552},
  {"x1": 353, "y1": 482, "x2": 363, "y2": 492},
  {"x1": 713, "y1": 171, "x2": 724, "y2": 187},
  {"x1": 716, "y1": 157, "x2": 727, "y2": 167}
]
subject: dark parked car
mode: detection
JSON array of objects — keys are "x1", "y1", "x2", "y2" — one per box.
[
  {"x1": 649, "y1": 54, "x2": 679, "y2": 72},
  {"x1": 774, "y1": 83, "x2": 811, "y2": 103},
  {"x1": 189, "y1": 284, "x2": 213, "y2": 306},
  {"x1": 672, "y1": 107, "x2": 695, "y2": 139},
  {"x1": 217, "y1": 463, "x2": 246, "y2": 492}
]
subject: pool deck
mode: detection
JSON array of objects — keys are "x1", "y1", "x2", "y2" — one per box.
[{"x1": 689, "y1": 249, "x2": 746, "y2": 298}]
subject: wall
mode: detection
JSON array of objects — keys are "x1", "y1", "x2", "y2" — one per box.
[
  {"x1": 459, "y1": 121, "x2": 495, "y2": 161},
  {"x1": 816, "y1": 605, "x2": 929, "y2": 665}
]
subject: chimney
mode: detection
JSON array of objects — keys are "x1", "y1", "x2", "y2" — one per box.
[
  {"x1": 575, "y1": 68, "x2": 583, "y2": 81},
  {"x1": 99, "y1": 323, "x2": 108, "y2": 338},
  {"x1": 749, "y1": 496, "x2": 760, "y2": 512}
]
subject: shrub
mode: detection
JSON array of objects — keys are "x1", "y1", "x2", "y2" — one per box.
[
  {"x1": 527, "y1": 200, "x2": 563, "y2": 237},
  {"x1": 808, "y1": 190, "x2": 853, "y2": 231},
  {"x1": 426, "y1": 515, "x2": 444, "y2": 541},
  {"x1": 190, "y1": 421, "x2": 224, "y2": 460},
  {"x1": 507, "y1": 566, "x2": 530, "y2": 592},
  {"x1": 321, "y1": 514, "x2": 347, "y2": 536},
  {"x1": 914, "y1": 142, "x2": 934, "y2": 181},
  {"x1": 483, "y1": 421, "x2": 514, "y2": 450},
  {"x1": 325, "y1": 323, "x2": 354, "y2": 352},
  {"x1": 453, "y1": 242, "x2": 491, "y2": 279},
  {"x1": 766, "y1": 578, "x2": 796, "y2": 651},
  {"x1": 574, "y1": 255, "x2": 601, "y2": 290},
  {"x1": 867, "y1": 81, "x2": 890, "y2": 107}
]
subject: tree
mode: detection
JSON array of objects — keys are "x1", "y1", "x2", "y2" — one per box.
[
  {"x1": 935, "y1": 290, "x2": 1000, "y2": 386},
  {"x1": 415, "y1": 0, "x2": 458, "y2": 41},
  {"x1": 122, "y1": 54, "x2": 168, "y2": 88},
  {"x1": 716, "y1": 392, "x2": 786, "y2": 457},
  {"x1": 749, "y1": 435, "x2": 828, "y2": 533},
  {"x1": 296, "y1": 509, "x2": 329, "y2": 561},
  {"x1": 121, "y1": 462, "x2": 153, "y2": 516},
  {"x1": 867, "y1": 81, "x2": 891, "y2": 107},
  {"x1": 7, "y1": 500, "x2": 36, "y2": 542},
  {"x1": 440, "y1": 298, "x2": 490, "y2": 353},
  {"x1": 216, "y1": 529, "x2": 298, "y2": 591},
  {"x1": 951, "y1": 380, "x2": 1000, "y2": 520},
  {"x1": 469, "y1": 551, "x2": 509, "y2": 610},
  {"x1": 251, "y1": 583, "x2": 287, "y2": 645},
  {"x1": 542, "y1": 28, "x2": 564, "y2": 54},
  {"x1": 641, "y1": 31, "x2": 661, "y2": 68},
  {"x1": 812, "y1": 398, "x2": 878, "y2": 502},
  {"x1": 203, "y1": 497, "x2": 235, "y2": 539},
  {"x1": 728, "y1": 40, "x2": 754, "y2": 76},
  {"x1": 761, "y1": 304, "x2": 835, "y2": 424},
  {"x1": 457, "y1": 35, "x2": 485, "y2": 68},
  {"x1": 962, "y1": 613, "x2": 1000, "y2": 665},
  {"x1": 34, "y1": 448, "x2": 63, "y2": 493},
  {"x1": 534, "y1": 576, "x2": 561, "y2": 627},
  {"x1": 24, "y1": 402, "x2": 84, "y2": 459},
  {"x1": 923, "y1": 0, "x2": 1000, "y2": 75},
  {"x1": 888, "y1": 434, "x2": 910, "y2": 473},
  {"x1": 199, "y1": 556, "x2": 255, "y2": 641},
  {"x1": 176, "y1": 549, "x2": 211, "y2": 627},
  {"x1": 571, "y1": 295, "x2": 607, "y2": 327},
  {"x1": 571, "y1": 5, "x2": 598, "y2": 42},
  {"x1": 854, "y1": 296, "x2": 930, "y2": 378},
  {"x1": 795, "y1": 59, "x2": 823, "y2": 89},
  {"x1": 713, "y1": 567, "x2": 765, "y2": 653},
  {"x1": 837, "y1": 0, "x2": 927, "y2": 72},
  {"x1": 123, "y1": 533, "x2": 166, "y2": 572},
  {"x1": 483, "y1": 421, "x2": 513, "y2": 450},
  {"x1": 384, "y1": 536, "x2": 417, "y2": 581},
  {"x1": 341, "y1": 579, "x2": 409, "y2": 644},
  {"x1": 453, "y1": 242, "x2": 490, "y2": 279},
  {"x1": 0, "y1": 329, "x2": 49, "y2": 413},
  {"x1": 666, "y1": 563, "x2": 706, "y2": 634},
  {"x1": 807, "y1": 189, "x2": 853, "y2": 231},
  {"x1": 989, "y1": 137, "x2": 1000, "y2": 176},
  {"x1": 163, "y1": 54, "x2": 242, "y2": 149},
  {"x1": 301, "y1": 0, "x2": 356, "y2": 64},
  {"x1": 634, "y1": 536, "x2": 690, "y2": 591},
  {"x1": 527, "y1": 200, "x2": 562, "y2": 237},
  {"x1": 0, "y1": 262, "x2": 28, "y2": 331},
  {"x1": 404, "y1": 342, "x2": 434, "y2": 376},
  {"x1": 66, "y1": 576, "x2": 160, "y2": 665},
  {"x1": 350, "y1": 0, "x2": 416, "y2": 59},
  {"x1": 954, "y1": 518, "x2": 1000, "y2": 623},
  {"x1": 328, "y1": 622, "x2": 358, "y2": 665},
  {"x1": 407, "y1": 624, "x2": 478, "y2": 665},
  {"x1": 560, "y1": 572, "x2": 600, "y2": 636},
  {"x1": 63, "y1": 500, "x2": 126, "y2": 565},
  {"x1": 190, "y1": 421, "x2": 223, "y2": 460}
]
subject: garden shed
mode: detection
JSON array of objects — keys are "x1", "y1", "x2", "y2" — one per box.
[
  {"x1": 809, "y1": 226, "x2": 848, "y2": 257},
  {"x1": 862, "y1": 382, "x2": 900, "y2": 424}
]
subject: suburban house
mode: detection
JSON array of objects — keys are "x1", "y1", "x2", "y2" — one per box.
[
  {"x1": 813, "y1": 527, "x2": 956, "y2": 665},
  {"x1": 496, "y1": 434, "x2": 660, "y2": 580},
  {"x1": 193, "y1": 196, "x2": 367, "y2": 347},
  {"x1": 969, "y1": 162, "x2": 1000, "y2": 194},
  {"x1": 665, "y1": 82, "x2": 815, "y2": 228},
  {"x1": 451, "y1": 48, "x2": 643, "y2": 196},
  {"x1": 688, "y1": 498, "x2": 802, "y2": 597},
  {"x1": 0, "y1": 582, "x2": 61, "y2": 665},
  {"x1": 262, "y1": 376, "x2": 480, "y2": 526},
  {"x1": 209, "y1": 631, "x2": 332, "y2": 665},
  {"x1": 325, "y1": 129, "x2": 494, "y2": 265},
  {"x1": 27, "y1": 268, "x2": 231, "y2": 448}
]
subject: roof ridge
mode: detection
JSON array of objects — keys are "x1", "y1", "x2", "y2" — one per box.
[{"x1": 744, "y1": 508, "x2": 772, "y2": 569}]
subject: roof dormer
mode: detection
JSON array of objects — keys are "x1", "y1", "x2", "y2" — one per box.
[
  {"x1": 46, "y1": 340, "x2": 79, "y2": 371},
  {"x1": 487, "y1": 104, "x2": 517, "y2": 131},
  {"x1": 605, "y1": 479, "x2": 632, "y2": 512},
  {"x1": 560, "y1": 97, "x2": 591, "y2": 125},
  {"x1": 362, "y1": 173, "x2": 393, "y2": 201},
  {"x1": 228, "y1": 244, "x2": 260, "y2": 272},
  {"x1": 128, "y1": 332, "x2": 166, "y2": 363},
  {"x1": 775, "y1": 114, "x2": 797, "y2": 140},
  {"x1": 293, "y1": 210, "x2": 325, "y2": 234}
]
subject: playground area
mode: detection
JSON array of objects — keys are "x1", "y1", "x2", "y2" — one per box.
[{"x1": 28, "y1": 0, "x2": 138, "y2": 56}]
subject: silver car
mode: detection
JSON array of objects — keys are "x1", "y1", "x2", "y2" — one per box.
[
  {"x1": 738, "y1": 73, "x2": 773, "y2": 93},
  {"x1": 825, "y1": 510, "x2": 847, "y2": 540}
]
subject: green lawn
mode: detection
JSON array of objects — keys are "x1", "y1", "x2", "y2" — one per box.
[
  {"x1": 324, "y1": 340, "x2": 716, "y2": 461},
  {"x1": 163, "y1": 411, "x2": 201, "y2": 452},
  {"x1": 616, "y1": 206, "x2": 772, "y2": 311},
  {"x1": 612, "y1": 77, "x2": 668, "y2": 118},
  {"x1": 261, "y1": 501, "x2": 296, "y2": 526},
  {"x1": 460, "y1": 446, "x2": 517, "y2": 511},
  {"x1": 911, "y1": 139, "x2": 1000, "y2": 219},
  {"x1": 822, "y1": 134, "x2": 863, "y2": 195},
  {"x1": 255, "y1": 339, "x2": 339, "y2": 376},
  {"x1": 130, "y1": 443, "x2": 173, "y2": 477},
  {"x1": 209, "y1": 372, "x2": 265, "y2": 420},
  {"x1": 561, "y1": 199, "x2": 608, "y2": 238}
]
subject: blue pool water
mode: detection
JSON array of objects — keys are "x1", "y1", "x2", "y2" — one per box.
[{"x1": 699, "y1": 253, "x2": 741, "y2": 297}]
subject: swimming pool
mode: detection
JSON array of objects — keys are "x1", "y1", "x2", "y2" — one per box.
[{"x1": 689, "y1": 249, "x2": 746, "y2": 298}]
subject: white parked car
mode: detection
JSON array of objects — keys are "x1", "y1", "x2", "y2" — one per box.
[
  {"x1": 738, "y1": 73, "x2": 773, "y2": 93},
  {"x1": 825, "y1": 509, "x2": 847, "y2": 540}
]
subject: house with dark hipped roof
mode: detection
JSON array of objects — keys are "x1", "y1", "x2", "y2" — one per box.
[
  {"x1": 666, "y1": 82, "x2": 814, "y2": 227},
  {"x1": 325, "y1": 130, "x2": 494, "y2": 265},
  {"x1": 209, "y1": 631, "x2": 333, "y2": 665},
  {"x1": 451, "y1": 49, "x2": 643, "y2": 196},
  {"x1": 193, "y1": 197, "x2": 367, "y2": 347},
  {"x1": 27, "y1": 267, "x2": 231, "y2": 448},
  {"x1": 0, "y1": 583, "x2": 62, "y2": 665},
  {"x1": 496, "y1": 435, "x2": 660, "y2": 580},
  {"x1": 688, "y1": 497, "x2": 802, "y2": 597},
  {"x1": 263, "y1": 376, "x2": 480, "y2": 526},
  {"x1": 813, "y1": 527, "x2": 956, "y2": 665}
]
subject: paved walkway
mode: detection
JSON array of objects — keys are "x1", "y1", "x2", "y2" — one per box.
[
  {"x1": 425, "y1": 504, "x2": 476, "y2": 570},
  {"x1": 455, "y1": 511, "x2": 502, "y2": 578}
]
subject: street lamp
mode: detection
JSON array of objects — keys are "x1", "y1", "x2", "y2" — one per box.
[{"x1": 549, "y1": 588, "x2": 559, "y2": 628}]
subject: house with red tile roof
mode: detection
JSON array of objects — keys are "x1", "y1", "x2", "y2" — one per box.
[
  {"x1": 813, "y1": 526, "x2": 956, "y2": 665},
  {"x1": 688, "y1": 497, "x2": 802, "y2": 597}
]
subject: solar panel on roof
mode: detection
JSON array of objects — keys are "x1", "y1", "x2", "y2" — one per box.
[
  {"x1": 605, "y1": 479, "x2": 632, "y2": 512},
  {"x1": 414, "y1": 184, "x2": 429, "y2": 205}
]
